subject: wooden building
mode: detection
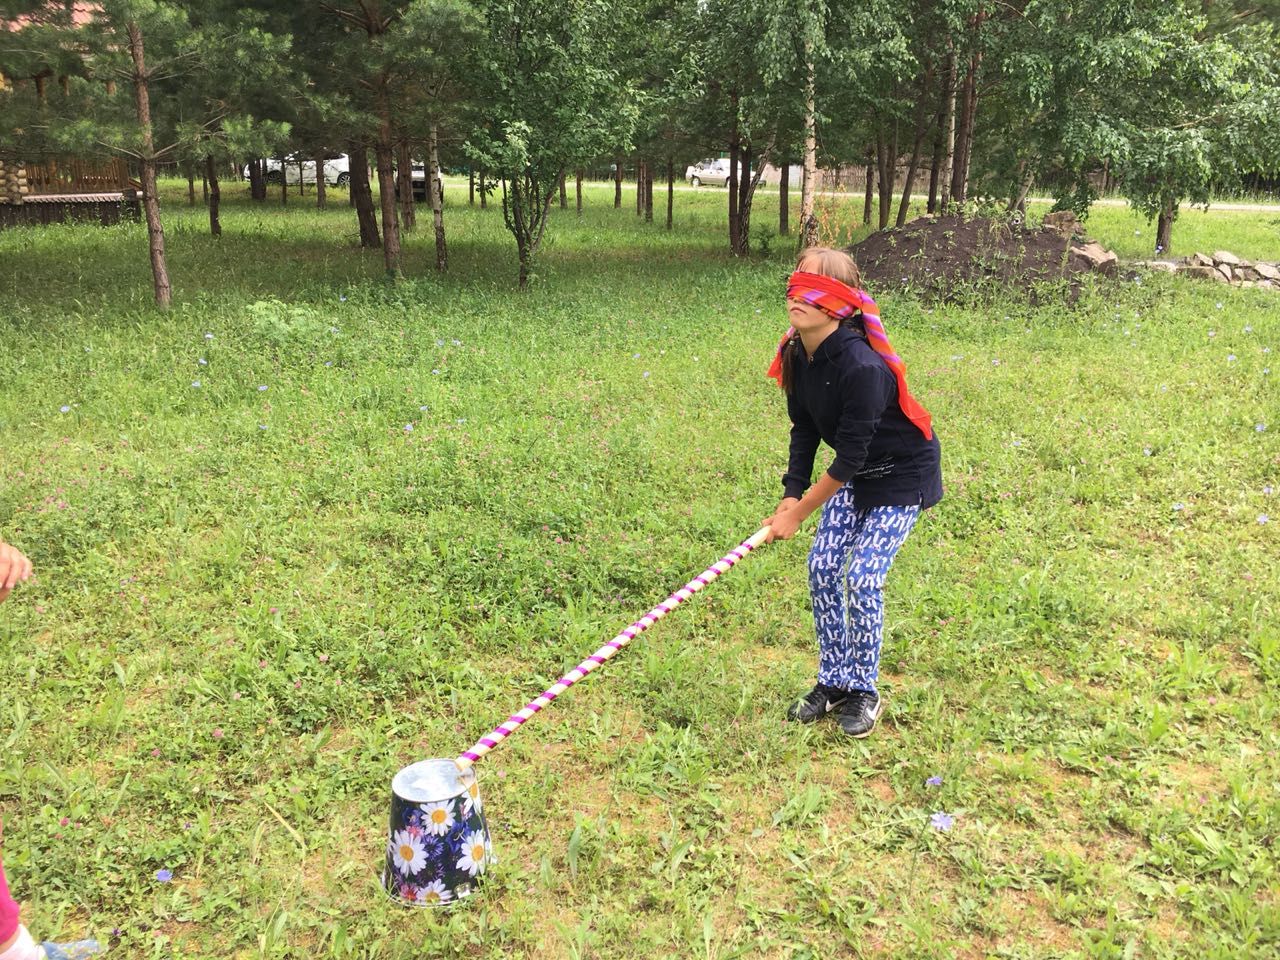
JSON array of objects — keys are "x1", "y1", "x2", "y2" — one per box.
[
  {"x1": 0, "y1": 155, "x2": 141, "y2": 228},
  {"x1": 1, "y1": 2, "x2": 140, "y2": 228}
]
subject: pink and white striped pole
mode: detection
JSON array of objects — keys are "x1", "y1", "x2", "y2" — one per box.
[{"x1": 455, "y1": 526, "x2": 771, "y2": 772}]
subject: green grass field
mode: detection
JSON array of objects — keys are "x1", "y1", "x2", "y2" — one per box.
[{"x1": 0, "y1": 180, "x2": 1277, "y2": 959}]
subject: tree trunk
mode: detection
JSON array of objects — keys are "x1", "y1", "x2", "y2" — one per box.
[
  {"x1": 636, "y1": 159, "x2": 644, "y2": 216},
  {"x1": 375, "y1": 138, "x2": 401, "y2": 274},
  {"x1": 779, "y1": 157, "x2": 790, "y2": 237},
  {"x1": 1156, "y1": 200, "x2": 1175, "y2": 253},
  {"x1": 397, "y1": 141, "x2": 415, "y2": 232},
  {"x1": 280, "y1": 161, "x2": 287, "y2": 205},
  {"x1": 576, "y1": 168, "x2": 583, "y2": 217},
  {"x1": 614, "y1": 155, "x2": 622, "y2": 208},
  {"x1": 428, "y1": 122, "x2": 447, "y2": 272},
  {"x1": 298, "y1": 159, "x2": 305, "y2": 195},
  {"x1": 126, "y1": 21, "x2": 171, "y2": 309},
  {"x1": 505, "y1": 173, "x2": 556, "y2": 291},
  {"x1": 731, "y1": 141, "x2": 766, "y2": 256},
  {"x1": 350, "y1": 143, "x2": 380, "y2": 248},
  {"x1": 186, "y1": 163, "x2": 195, "y2": 205},
  {"x1": 876, "y1": 124, "x2": 899, "y2": 230},
  {"x1": 644, "y1": 161, "x2": 653, "y2": 222},
  {"x1": 800, "y1": 43, "x2": 819, "y2": 247},
  {"x1": 863, "y1": 150, "x2": 875, "y2": 225},
  {"x1": 896, "y1": 65, "x2": 935, "y2": 228},
  {"x1": 927, "y1": 51, "x2": 953, "y2": 214},
  {"x1": 375, "y1": 82, "x2": 402, "y2": 276},
  {"x1": 480, "y1": 169, "x2": 488, "y2": 209},
  {"x1": 728, "y1": 111, "x2": 740, "y2": 254},
  {"x1": 666, "y1": 157, "x2": 673, "y2": 230},
  {"x1": 206, "y1": 154, "x2": 221, "y2": 238},
  {"x1": 315, "y1": 153, "x2": 327, "y2": 209},
  {"x1": 248, "y1": 158, "x2": 263, "y2": 203},
  {"x1": 950, "y1": 20, "x2": 983, "y2": 206},
  {"x1": 202, "y1": 171, "x2": 208, "y2": 204},
  {"x1": 941, "y1": 50, "x2": 957, "y2": 210},
  {"x1": 559, "y1": 170, "x2": 567, "y2": 209},
  {"x1": 469, "y1": 168, "x2": 475, "y2": 205},
  {"x1": 951, "y1": 64, "x2": 976, "y2": 204},
  {"x1": 1007, "y1": 158, "x2": 1034, "y2": 213}
]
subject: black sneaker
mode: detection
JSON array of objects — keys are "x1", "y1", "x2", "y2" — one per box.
[
  {"x1": 834, "y1": 690, "x2": 883, "y2": 738},
  {"x1": 785, "y1": 683, "x2": 847, "y2": 723}
]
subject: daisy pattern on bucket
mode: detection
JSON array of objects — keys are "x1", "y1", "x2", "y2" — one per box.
[
  {"x1": 420, "y1": 801, "x2": 455, "y2": 836},
  {"x1": 456, "y1": 830, "x2": 490, "y2": 876},
  {"x1": 417, "y1": 879, "x2": 452, "y2": 906},
  {"x1": 461, "y1": 777, "x2": 483, "y2": 816},
  {"x1": 390, "y1": 829, "x2": 427, "y2": 876}
]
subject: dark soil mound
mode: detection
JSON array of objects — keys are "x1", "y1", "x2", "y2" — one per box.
[{"x1": 848, "y1": 212, "x2": 1116, "y2": 302}]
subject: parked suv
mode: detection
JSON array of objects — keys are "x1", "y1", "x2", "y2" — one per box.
[
  {"x1": 405, "y1": 165, "x2": 445, "y2": 203},
  {"x1": 685, "y1": 158, "x2": 731, "y2": 187}
]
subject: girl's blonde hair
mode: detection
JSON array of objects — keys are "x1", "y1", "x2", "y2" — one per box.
[
  {"x1": 780, "y1": 247, "x2": 864, "y2": 393},
  {"x1": 795, "y1": 246, "x2": 861, "y2": 288}
]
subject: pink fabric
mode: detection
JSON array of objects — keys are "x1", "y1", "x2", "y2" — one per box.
[{"x1": 0, "y1": 855, "x2": 19, "y2": 944}]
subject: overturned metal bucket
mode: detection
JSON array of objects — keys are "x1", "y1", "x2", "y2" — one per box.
[{"x1": 383, "y1": 759, "x2": 492, "y2": 907}]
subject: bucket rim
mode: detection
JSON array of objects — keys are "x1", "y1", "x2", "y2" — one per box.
[{"x1": 391, "y1": 758, "x2": 477, "y2": 803}]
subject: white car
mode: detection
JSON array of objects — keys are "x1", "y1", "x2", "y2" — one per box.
[
  {"x1": 685, "y1": 158, "x2": 731, "y2": 187},
  {"x1": 244, "y1": 154, "x2": 351, "y2": 187}
]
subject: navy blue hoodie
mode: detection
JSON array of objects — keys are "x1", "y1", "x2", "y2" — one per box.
[{"x1": 782, "y1": 324, "x2": 943, "y2": 508}]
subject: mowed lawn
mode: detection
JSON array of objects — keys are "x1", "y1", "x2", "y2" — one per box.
[{"x1": 0, "y1": 181, "x2": 1277, "y2": 959}]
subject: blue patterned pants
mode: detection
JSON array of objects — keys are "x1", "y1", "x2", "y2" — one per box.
[{"x1": 808, "y1": 486, "x2": 920, "y2": 694}]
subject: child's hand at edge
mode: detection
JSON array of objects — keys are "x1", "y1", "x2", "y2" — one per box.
[
  {"x1": 0, "y1": 540, "x2": 33, "y2": 603},
  {"x1": 763, "y1": 498, "x2": 803, "y2": 543}
]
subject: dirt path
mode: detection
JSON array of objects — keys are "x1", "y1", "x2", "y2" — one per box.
[
  {"x1": 438, "y1": 177, "x2": 1280, "y2": 212},
  {"x1": 1024, "y1": 196, "x2": 1280, "y2": 213}
]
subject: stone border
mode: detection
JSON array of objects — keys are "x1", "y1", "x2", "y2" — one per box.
[{"x1": 1133, "y1": 251, "x2": 1280, "y2": 290}]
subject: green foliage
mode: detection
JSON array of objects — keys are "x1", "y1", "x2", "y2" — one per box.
[{"x1": 465, "y1": 0, "x2": 639, "y2": 284}]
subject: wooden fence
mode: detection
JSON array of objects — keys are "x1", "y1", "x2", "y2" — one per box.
[{"x1": 22, "y1": 157, "x2": 133, "y2": 195}]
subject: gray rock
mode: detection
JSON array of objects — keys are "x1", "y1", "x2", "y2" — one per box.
[
  {"x1": 1172, "y1": 264, "x2": 1213, "y2": 280},
  {"x1": 1042, "y1": 210, "x2": 1082, "y2": 238},
  {"x1": 1213, "y1": 250, "x2": 1242, "y2": 266},
  {"x1": 1070, "y1": 240, "x2": 1119, "y2": 275},
  {"x1": 1254, "y1": 262, "x2": 1280, "y2": 281},
  {"x1": 1177, "y1": 265, "x2": 1223, "y2": 281}
]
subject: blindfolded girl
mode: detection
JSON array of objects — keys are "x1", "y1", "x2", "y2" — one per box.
[{"x1": 763, "y1": 247, "x2": 943, "y2": 738}]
